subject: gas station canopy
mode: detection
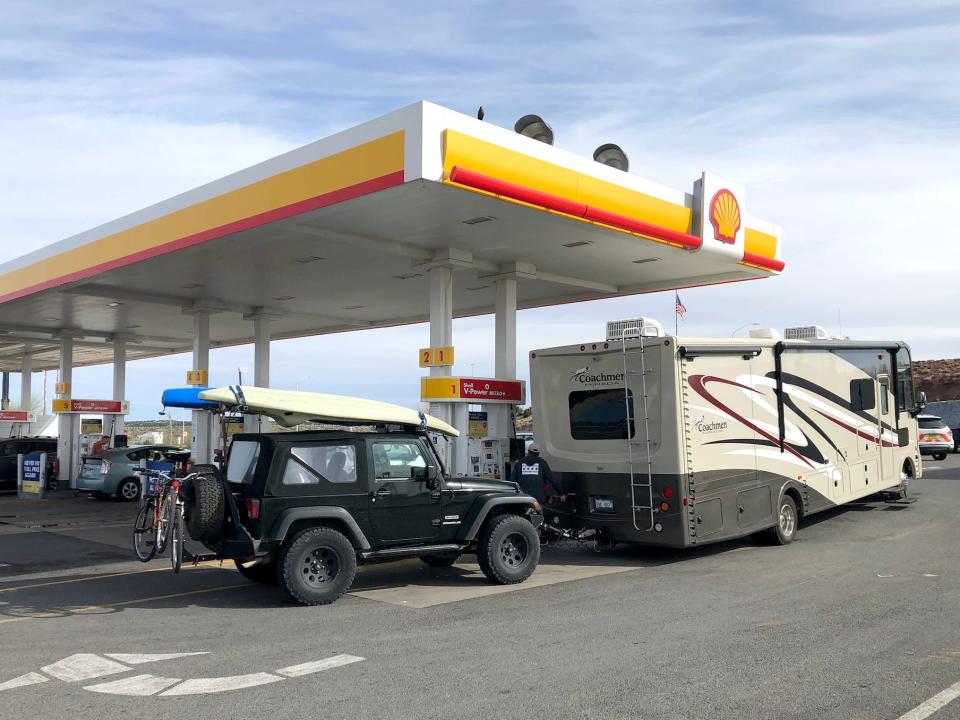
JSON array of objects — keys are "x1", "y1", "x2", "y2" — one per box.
[{"x1": 0, "y1": 101, "x2": 783, "y2": 371}]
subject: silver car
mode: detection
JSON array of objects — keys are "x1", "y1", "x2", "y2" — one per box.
[{"x1": 77, "y1": 445, "x2": 184, "y2": 501}]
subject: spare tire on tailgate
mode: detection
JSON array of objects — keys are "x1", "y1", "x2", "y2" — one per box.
[{"x1": 183, "y1": 468, "x2": 225, "y2": 543}]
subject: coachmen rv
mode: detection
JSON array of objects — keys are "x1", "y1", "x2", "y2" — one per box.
[{"x1": 528, "y1": 319, "x2": 922, "y2": 547}]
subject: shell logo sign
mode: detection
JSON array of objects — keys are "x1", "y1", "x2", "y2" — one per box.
[{"x1": 709, "y1": 189, "x2": 741, "y2": 244}]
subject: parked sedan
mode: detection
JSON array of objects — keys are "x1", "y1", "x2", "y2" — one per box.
[{"x1": 77, "y1": 445, "x2": 184, "y2": 501}]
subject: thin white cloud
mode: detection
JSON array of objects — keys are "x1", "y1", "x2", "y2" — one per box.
[{"x1": 0, "y1": 1, "x2": 958, "y2": 417}]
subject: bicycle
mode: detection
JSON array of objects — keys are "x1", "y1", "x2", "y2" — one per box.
[{"x1": 133, "y1": 469, "x2": 191, "y2": 572}]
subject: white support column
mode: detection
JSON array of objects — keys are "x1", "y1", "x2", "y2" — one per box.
[
  {"x1": 244, "y1": 310, "x2": 271, "y2": 433},
  {"x1": 428, "y1": 265, "x2": 462, "y2": 472},
  {"x1": 191, "y1": 312, "x2": 211, "y2": 463},
  {"x1": 20, "y1": 352, "x2": 32, "y2": 414},
  {"x1": 57, "y1": 334, "x2": 76, "y2": 487},
  {"x1": 487, "y1": 277, "x2": 518, "y2": 441},
  {"x1": 112, "y1": 337, "x2": 127, "y2": 441}
]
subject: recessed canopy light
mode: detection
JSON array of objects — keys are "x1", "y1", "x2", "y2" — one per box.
[
  {"x1": 343, "y1": 305, "x2": 364, "y2": 310},
  {"x1": 562, "y1": 240, "x2": 594, "y2": 248},
  {"x1": 632, "y1": 257, "x2": 661, "y2": 264},
  {"x1": 45, "y1": 317, "x2": 59, "y2": 322},
  {"x1": 180, "y1": 282, "x2": 201, "y2": 289},
  {"x1": 106, "y1": 301, "x2": 122, "y2": 307},
  {"x1": 294, "y1": 256, "x2": 323, "y2": 264},
  {"x1": 462, "y1": 216, "x2": 495, "y2": 225},
  {"x1": 274, "y1": 295, "x2": 295, "y2": 301},
  {"x1": 394, "y1": 273, "x2": 424, "y2": 280},
  {"x1": 127, "y1": 324, "x2": 140, "y2": 329}
]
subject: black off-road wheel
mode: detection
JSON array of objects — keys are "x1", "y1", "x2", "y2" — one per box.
[
  {"x1": 765, "y1": 495, "x2": 798, "y2": 546},
  {"x1": 418, "y1": 552, "x2": 460, "y2": 568},
  {"x1": 234, "y1": 557, "x2": 279, "y2": 584},
  {"x1": 477, "y1": 513, "x2": 540, "y2": 585},
  {"x1": 933, "y1": 453, "x2": 947, "y2": 462},
  {"x1": 183, "y1": 472, "x2": 225, "y2": 542},
  {"x1": 279, "y1": 527, "x2": 357, "y2": 606}
]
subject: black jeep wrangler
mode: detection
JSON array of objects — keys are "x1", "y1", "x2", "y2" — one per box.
[{"x1": 184, "y1": 428, "x2": 543, "y2": 605}]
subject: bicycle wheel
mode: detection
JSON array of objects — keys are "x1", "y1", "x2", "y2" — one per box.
[
  {"x1": 170, "y1": 501, "x2": 184, "y2": 573},
  {"x1": 133, "y1": 501, "x2": 158, "y2": 562},
  {"x1": 155, "y1": 495, "x2": 169, "y2": 554}
]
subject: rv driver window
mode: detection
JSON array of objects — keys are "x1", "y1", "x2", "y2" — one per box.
[{"x1": 569, "y1": 389, "x2": 635, "y2": 440}]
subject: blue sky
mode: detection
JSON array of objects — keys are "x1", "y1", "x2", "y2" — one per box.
[{"x1": 1, "y1": 1, "x2": 958, "y2": 419}]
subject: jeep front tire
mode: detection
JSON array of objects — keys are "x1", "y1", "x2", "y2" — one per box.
[
  {"x1": 279, "y1": 527, "x2": 357, "y2": 605},
  {"x1": 476, "y1": 513, "x2": 540, "y2": 585}
]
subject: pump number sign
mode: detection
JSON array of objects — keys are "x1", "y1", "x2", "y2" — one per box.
[
  {"x1": 419, "y1": 346, "x2": 454, "y2": 368},
  {"x1": 420, "y1": 377, "x2": 525, "y2": 404}
]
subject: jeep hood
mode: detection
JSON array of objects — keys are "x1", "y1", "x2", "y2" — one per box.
[{"x1": 447, "y1": 477, "x2": 520, "y2": 494}]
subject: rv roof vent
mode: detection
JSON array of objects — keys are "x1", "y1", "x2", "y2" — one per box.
[
  {"x1": 784, "y1": 325, "x2": 829, "y2": 340},
  {"x1": 749, "y1": 328, "x2": 782, "y2": 340},
  {"x1": 606, "y1": 317, "x2": 665, "y2": 341}
]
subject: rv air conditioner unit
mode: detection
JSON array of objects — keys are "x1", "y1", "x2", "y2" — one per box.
[
  {"x1": 606, "y1": 317, "x2": 666, "y2": 341},
  {"x1": 749, "y1": 328, "x2": 783, "y2": 340},
  {"x1": 783, "y1": 325, "x2": 829, "y2": 340}
]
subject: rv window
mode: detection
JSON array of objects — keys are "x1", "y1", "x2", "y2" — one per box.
[
  {"x1": 850, "y1": 379, "x2": 876, "y2": 412},
  {"x1": 569, "y1": 389, "x2": 635, "y2": 440},
  {"x1": 880, "y1": 384, "x2": 889, "y2": 415}
]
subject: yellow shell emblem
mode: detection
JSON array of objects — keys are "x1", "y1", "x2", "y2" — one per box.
[{"x1": 709, "y1": 189, "x2": 741, "y2": 244}]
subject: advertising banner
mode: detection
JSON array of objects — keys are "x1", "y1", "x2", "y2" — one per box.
[
  {"x1": 19, "y1": 451, "x2": 44, "y2": 497},
  {"x1": 420, "y1": 377, "x2": 525, "y2": 404}
]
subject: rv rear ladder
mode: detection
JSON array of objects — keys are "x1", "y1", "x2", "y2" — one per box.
[{"x1": 619, "y1": 338, "x2": 655, "y2": 532}]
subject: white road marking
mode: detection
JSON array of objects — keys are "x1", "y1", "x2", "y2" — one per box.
[
  {"x1": 104, "y1": 652, "x2": 209, "y2": 664},
  {"x1": 40, "y1": 654, "x2": 131, "y2": 682},
  {"x1": 0, "y1": 672, "x2": 48, "y2": 691},
  {"x1": 84, "y1": 674, "x2": 181, "y2": 696},
  {"x1": 897, "y1": 678, "x2": 960, "y2": 720},
  {"x1": 159, "y1": 672, "x2": 282, "y2": 696},
  {"x1": 276, "y1": 654, "x2": 365, "y2": 677}
]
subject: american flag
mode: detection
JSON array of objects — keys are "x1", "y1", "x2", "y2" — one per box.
[{"x1": 675, "y1": 292, "x2": 687, "y2": 318}]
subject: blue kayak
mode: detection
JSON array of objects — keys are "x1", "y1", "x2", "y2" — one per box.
[{"x1": 161, "y1": 387, "x2": 220, "y2": 410}]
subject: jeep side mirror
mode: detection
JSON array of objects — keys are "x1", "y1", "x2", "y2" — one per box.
[
  {"x1": 412, "y1": 465, "x2": 440, "y2": 489},
  {"x1": 916, "y1": 390, "x2": 926, "y2": 408}
]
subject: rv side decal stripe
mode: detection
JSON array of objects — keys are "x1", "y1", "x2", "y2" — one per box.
[{"x1": 688, "y1": 374, "x2": 815, "y2": 468}]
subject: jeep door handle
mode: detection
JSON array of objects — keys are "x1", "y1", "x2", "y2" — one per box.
[{"x1": 374, "y1": 488, "x2": 392, "y2": 498}]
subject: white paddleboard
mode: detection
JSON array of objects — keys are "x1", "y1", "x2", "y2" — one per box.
[{"x1": 198, "y1": 386, "x2": 460, "y2": 437}]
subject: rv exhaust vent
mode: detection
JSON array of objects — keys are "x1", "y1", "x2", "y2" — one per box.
[
  {"x1": 606, "y1": 317, "x2": 665, "y2": 341},
  {"x1": 784, "y1": 325, "x2": 829, "y2": 340}
]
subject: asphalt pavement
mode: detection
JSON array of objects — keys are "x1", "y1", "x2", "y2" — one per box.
[{"x1": 1, "y1": 455, "x2": 959, "y2": 720}]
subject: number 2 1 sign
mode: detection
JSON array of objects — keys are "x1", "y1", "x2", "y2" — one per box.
[{"x1": 419, "y1": 346, "x2": 455, "y2": 368}]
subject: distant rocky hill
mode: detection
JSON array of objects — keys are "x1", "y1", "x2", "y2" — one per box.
[{"x1": 914, "y1": 359, "x2": 960, "y2": 402}]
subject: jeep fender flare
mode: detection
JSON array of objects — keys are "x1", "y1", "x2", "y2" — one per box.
[
  {"x1": 457, "y1": 496, "x2": 540, "y2": 542},
  {"x1": 264, "y1": 507, "x2": 371, "y2": 550}
]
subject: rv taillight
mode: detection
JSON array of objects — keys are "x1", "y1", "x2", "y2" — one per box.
[
  {"x1": 659, "y1": 502, "x2": 669, "y2": 512},
  {"x1": 662, "y1": 487, "x2": 673, "y2": 499},
  {"x1": 682, "y1": 498, "x2": 689, "y2": 506},
  {"x1": 245, "y1": 498, "x2": 261, "y2": 520}
]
